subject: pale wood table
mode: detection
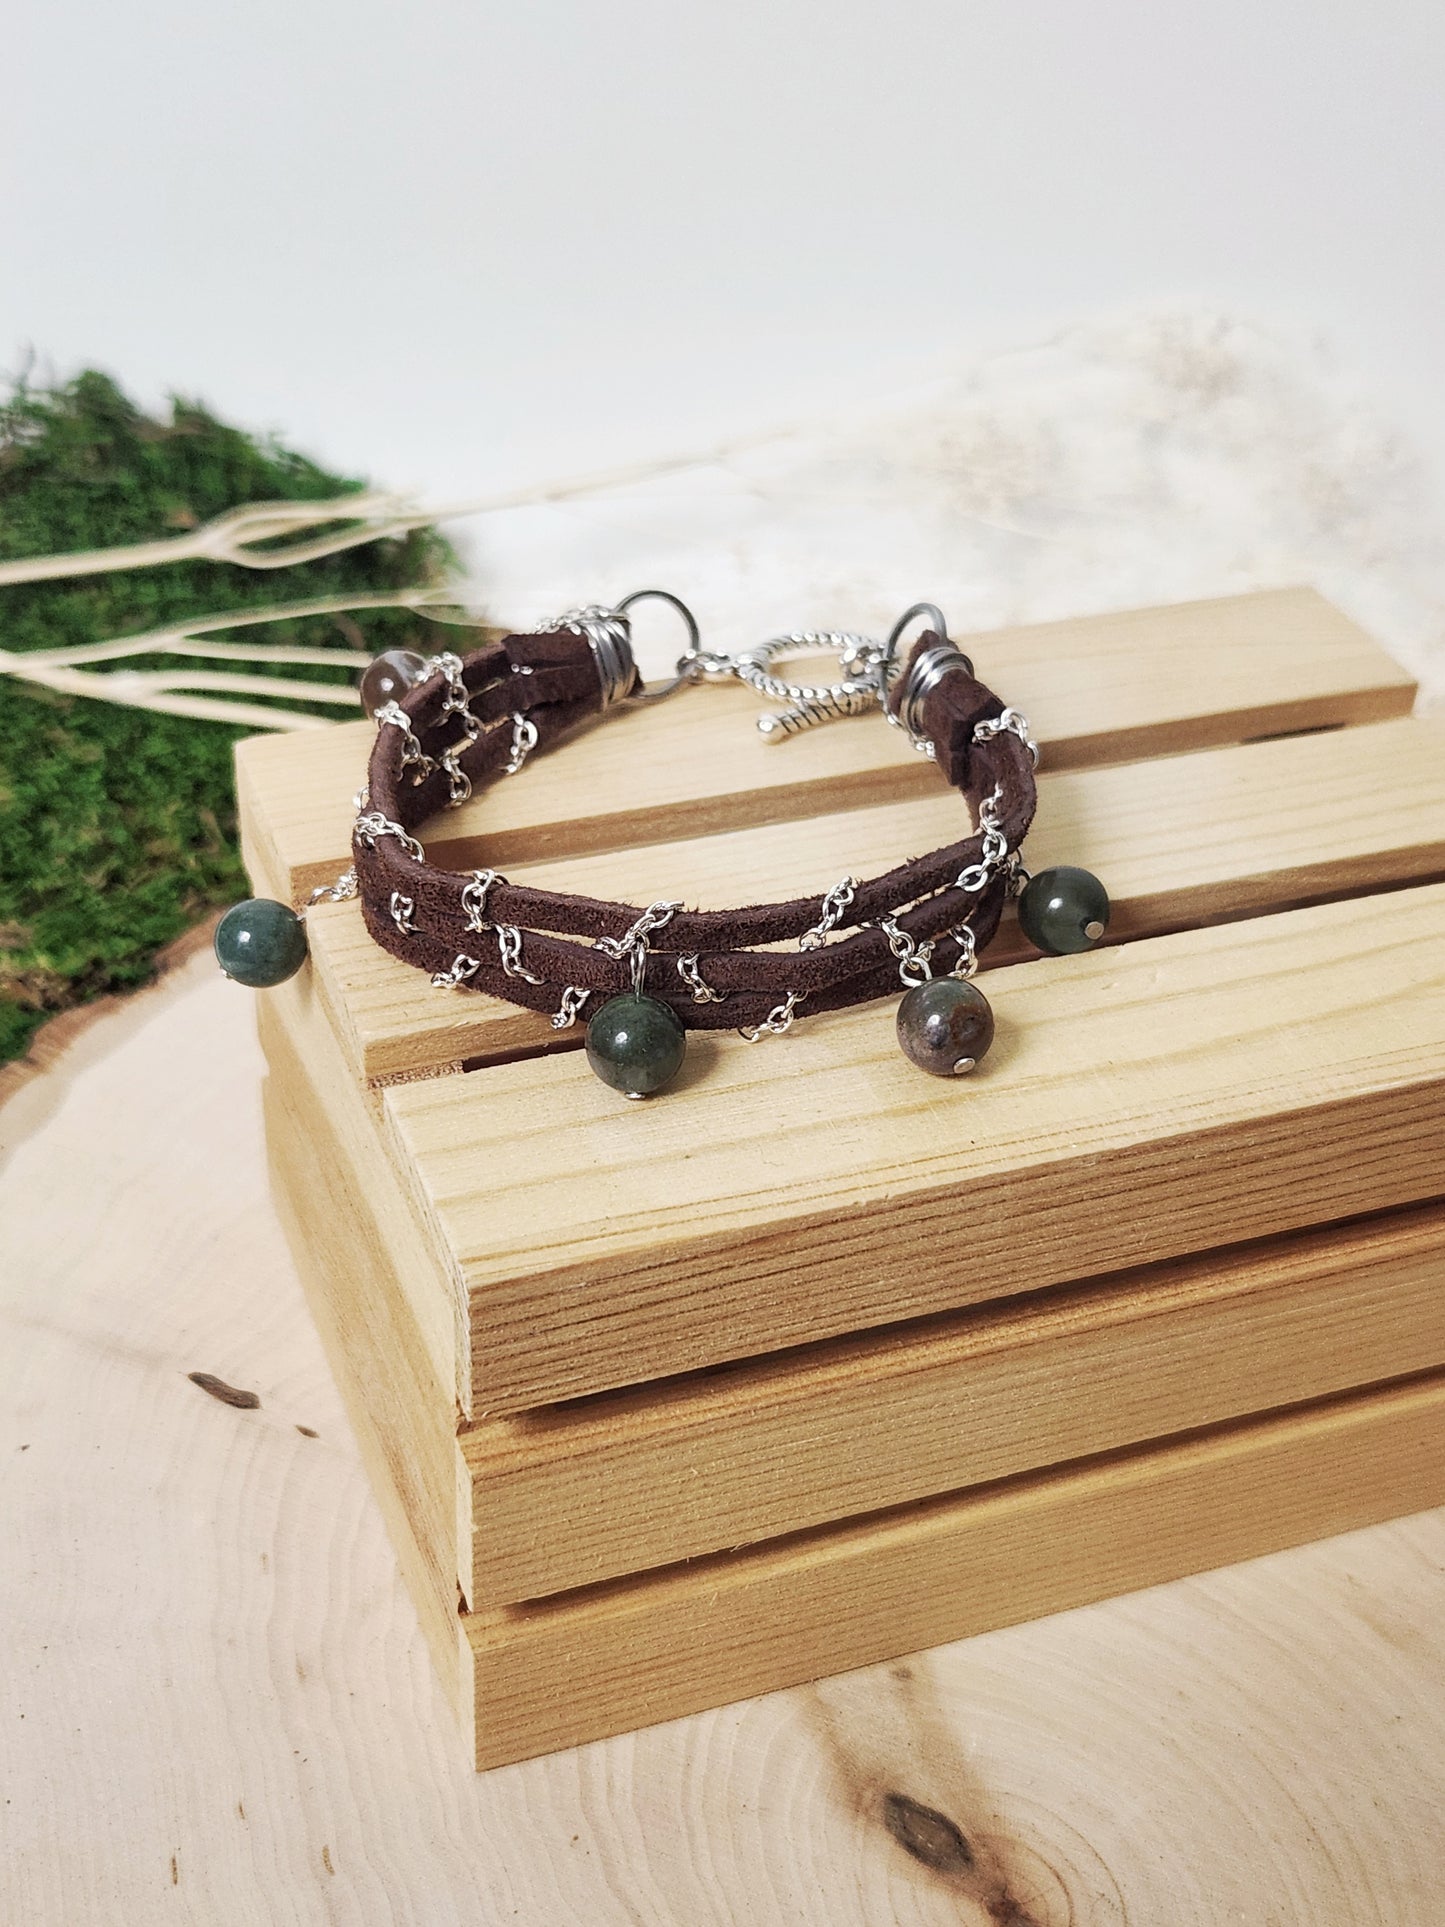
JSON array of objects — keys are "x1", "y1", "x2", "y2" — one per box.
[{"x1": 3, "y1": 950, "x2": 1442, "y2": 1926}]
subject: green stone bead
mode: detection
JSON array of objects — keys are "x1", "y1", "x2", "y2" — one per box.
[
  {"x1": 1018, "y1": 865, "x2": 1110, "y2": 956},
  {"x1": 585, "y1": 993, "x2": 687, "y2": 1099},
  {"x1": 214, "y1": 898, "x2": 308, "y2": 987},
  {"x1": 896, "y1": 976, "x2": 995, "y2": 1077}
]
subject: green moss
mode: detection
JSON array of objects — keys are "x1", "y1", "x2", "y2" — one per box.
[{"x1": 0, "y1": 366, "x2": 459, "y2": 1061}]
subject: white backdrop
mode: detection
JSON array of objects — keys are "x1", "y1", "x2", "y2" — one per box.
[{"x1": 5, "y1": 0, "x2": 1443, "y2": 514}]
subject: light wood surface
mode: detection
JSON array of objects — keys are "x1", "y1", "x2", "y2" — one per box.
[
  {"x1": 464, "y1": 1371, "x2": 1445, "y2": 1767},
  {"x1": 231, "y1": 584, "x2": 1445, "y2": 1780},
  {"x1": 303, "y1": 710, "x2": 1445, "y2": 1081},
  {"x1": 458, "y1": 1202, "x2": 1445, "y2": 1602},
  {"x1": 7, "y1": 957, "x2": 1445, "y2": 1922},
  {"x1": 382, "y1": 883, "x2": 1445, "y2": 1409},
  {"x1": 235, "y1": 585, "x2": 1415, "y2": 905}
]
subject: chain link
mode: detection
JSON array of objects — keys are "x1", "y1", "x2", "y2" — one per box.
[
  {"x1": 504, "y1": 713, "x2": 539, "y2": 776},
  {"x1": 973, "y1": 705, "x2": 1039, "y2": 766},
  {"x1": 389, "y1": 891, "x2": 419, "y2": 936},
  {"x1": 798, "y1": 874, "x2": 859, "y2": 951},
  {"x1": 739, "y1": 990, "x2": 804, "y2": 1041},
  {"x1": 354, "y1": 811, "x2": 425, "y2": 861},
  {"x1": 595, "y1": 900, "x2": 682, "y2": 995},
  {"x1": 551, "y1": 985, "x2": 592, "y2": 1030},
  {"x1": 496, "y1": 924, "x2": 544, "y2": 984},
  {"x1": 676, "y1": 954, "x2": 724, "y2": 1003},
  {"x1": 877, "y1": 915, "x2": 936, "y2": 986},
  {"x1": 431, "y1": 952, "x2": 480, "y2": 990},
  {"x1": 462, "y1": 868, "x2": 503, "y2": 934}
]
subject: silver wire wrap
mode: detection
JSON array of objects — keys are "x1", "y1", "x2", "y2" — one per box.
[
  {"x1": 594, "y1": 900, "x2": 682, "y2": 995},
  {"x1": 551, "y1": 985, "x2": 592, "y2": 1030},
  {"x1": 676, "y1": 954, "x2": 724, "y2": 1003},
  {"x1": 541, "y1": 604, "x2": 638, "y2": 709}
]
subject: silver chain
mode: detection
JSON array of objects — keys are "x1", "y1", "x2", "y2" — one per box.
[
  {"x1": 798, "y1": 874, "x2": 858, "y2": 951},
  {"x1": 431, "y1": 952, "x2": 480, "y2": 991},
  {"x1": 389, "y1": 891, "x2": 419, "y2": 936},
  {"x1": 877, "y1": 915, "x2": 936, "y2": 987},
  {"x1": 973, "y1": 705, "x2": 1039, "y2": 766},
  {"x1": 952, "y1": 785, "x2": 1009, "y2": 894},
  {"x1": 300, "y1": 867, "x2": 358, "y2": 919},
  {"x1": 739, "y1": 990, "x2": 804, "y2": 1041},
  {"x1": 462, "y1": 868, "x2": 503, "y2": 934},
  {"x1": 595, "y1": 900, "x2": 682, "y2": 995},
  {"x1": 504, "y1": 713, "x2": 539, "y2": 776},
  {"x1": 676, "y1": 953, "x2": 724, "y2": 1003},
  {"x1": 439, "y1": 711, "x2": 482, "y2": 806},
  {"x1": 374, "y1": 700, "x2": 438, "y2": 787},
  {"x1": 551, "y1": 985, "x2": 592, "y2": 1030},
  {"x1": 496, "y1": 924, "x2": 544, "y2": 984},
  {"x1": 354, "y1": 811, "x2": 425, "y2": 862}
]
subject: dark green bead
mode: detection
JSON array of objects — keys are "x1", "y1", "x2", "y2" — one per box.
[
  {"x1": 896, "y1": 976, "x2": 995, "y2": 1077},
  {"x1": 214, "y1": 898, "x2": 308, "y2": 987},
  {"x1": 1018, "y1": 865, "x2": 1110, "y2": 956},
  {"x1": 585, "y1": 993, "x2": 686, "y2": 1099}
]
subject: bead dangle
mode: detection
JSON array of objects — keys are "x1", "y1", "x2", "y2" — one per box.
[{"x1": 215, "y1": 588, "x2": 1111, "y2": 1099}]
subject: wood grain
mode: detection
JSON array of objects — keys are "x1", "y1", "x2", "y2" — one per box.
[
  {"x1": 302, "y1": 710, "x2": 1445, "y2": 1081},
  {"x1": 235, "y1": 585, "x2": 1415, "y2": 905},
  {"x1": 9, "y1": 958, "x2": 1445, "y2": 1922},
  {"x1": 379, "y1": 883, "x2": 1445, "y2": 1409},
  {"x1": 459, "y1": 1201, "x2": 1445, "y2": 1602},
  {"x1": 462, "y1": 1370, "x2": 1445, "y2": 1768},
  {"x1": 262, "y1": 1003, "x2": 466, "y2": 1672}
]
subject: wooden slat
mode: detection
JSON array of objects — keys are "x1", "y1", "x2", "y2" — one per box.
[
  {"x1": 305, "y1": 712, "x2": 1445, "y2": 1081},
  {"x1": 235, "y1": 586, "x2": 1415, "y2": 906},
  {"x1": 383, "y1": 883, "x2": 1445, "y2": 1411},
  {"x1": 459, "y1": 1201, "x2": 1445, "y2": 1602},
  {"x1": 461, "y1": 1370, "x2": 1445, "y2": 1768},
  {"x1": 263, "y1": 1060, "x2": 465, "y2": 1683}
]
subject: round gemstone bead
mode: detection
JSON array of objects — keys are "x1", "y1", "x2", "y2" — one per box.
[
  {"x1": 360, "y1": 648, "x2": 429, "y2": 718},
  {"x1": 896, "y1": 976, "x2": 995, "y2": 1077},
  {"x1": 1018, "y1": 865, "x2": 1110, "y2": 956},
  {"x1": 214, "y1": 898, "x2": 308, "y2": 987},
  {"x1": 585, "y1": 993, "x2": 687, "y2": 1099}
]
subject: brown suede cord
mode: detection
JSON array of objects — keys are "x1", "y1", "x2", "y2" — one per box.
[{"x1": 353, "y1": 630, "x2": 1037, "y2": 1031}]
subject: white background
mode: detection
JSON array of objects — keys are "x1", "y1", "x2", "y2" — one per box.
[{"x1": 5, "y1": 1, "x2": 1442, "y2": 508}]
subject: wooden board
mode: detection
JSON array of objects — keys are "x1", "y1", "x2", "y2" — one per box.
[
  {"x1": 232, "y1": 583, "x2": 1445, "y2": 1773},
  {"x1": 235, "y1": 585, "x2": 1415, "y2": 906},
  {"x1": 461, "y1": 1370, "x2": 1445, "y2": 1768},
  {"x1": 458, "y1": 1201, "x2": 1445, "y2": 1602},
  {"x1": 10, "y1": 955, "x2": 1445, "y2": 1921},
  {"x1": 381, "y1": 882, "x2": 1445, "y2": 1410},
  {"x1": 304, "y1": 711, "x2": 1445, "y2": 1081}
]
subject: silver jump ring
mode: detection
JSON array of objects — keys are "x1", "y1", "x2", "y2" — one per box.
[{"x1": 615, "y1": 590, "x2": 703, "y2": 705}]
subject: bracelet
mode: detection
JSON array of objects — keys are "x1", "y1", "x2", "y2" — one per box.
[{"x1": 216, "y1": 594, "x2": 1110, "y2": 1098}]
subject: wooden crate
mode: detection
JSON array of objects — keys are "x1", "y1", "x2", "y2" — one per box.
[{"x1": 237, "y1": 586, "x2": 1445, "y2": 1770}]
